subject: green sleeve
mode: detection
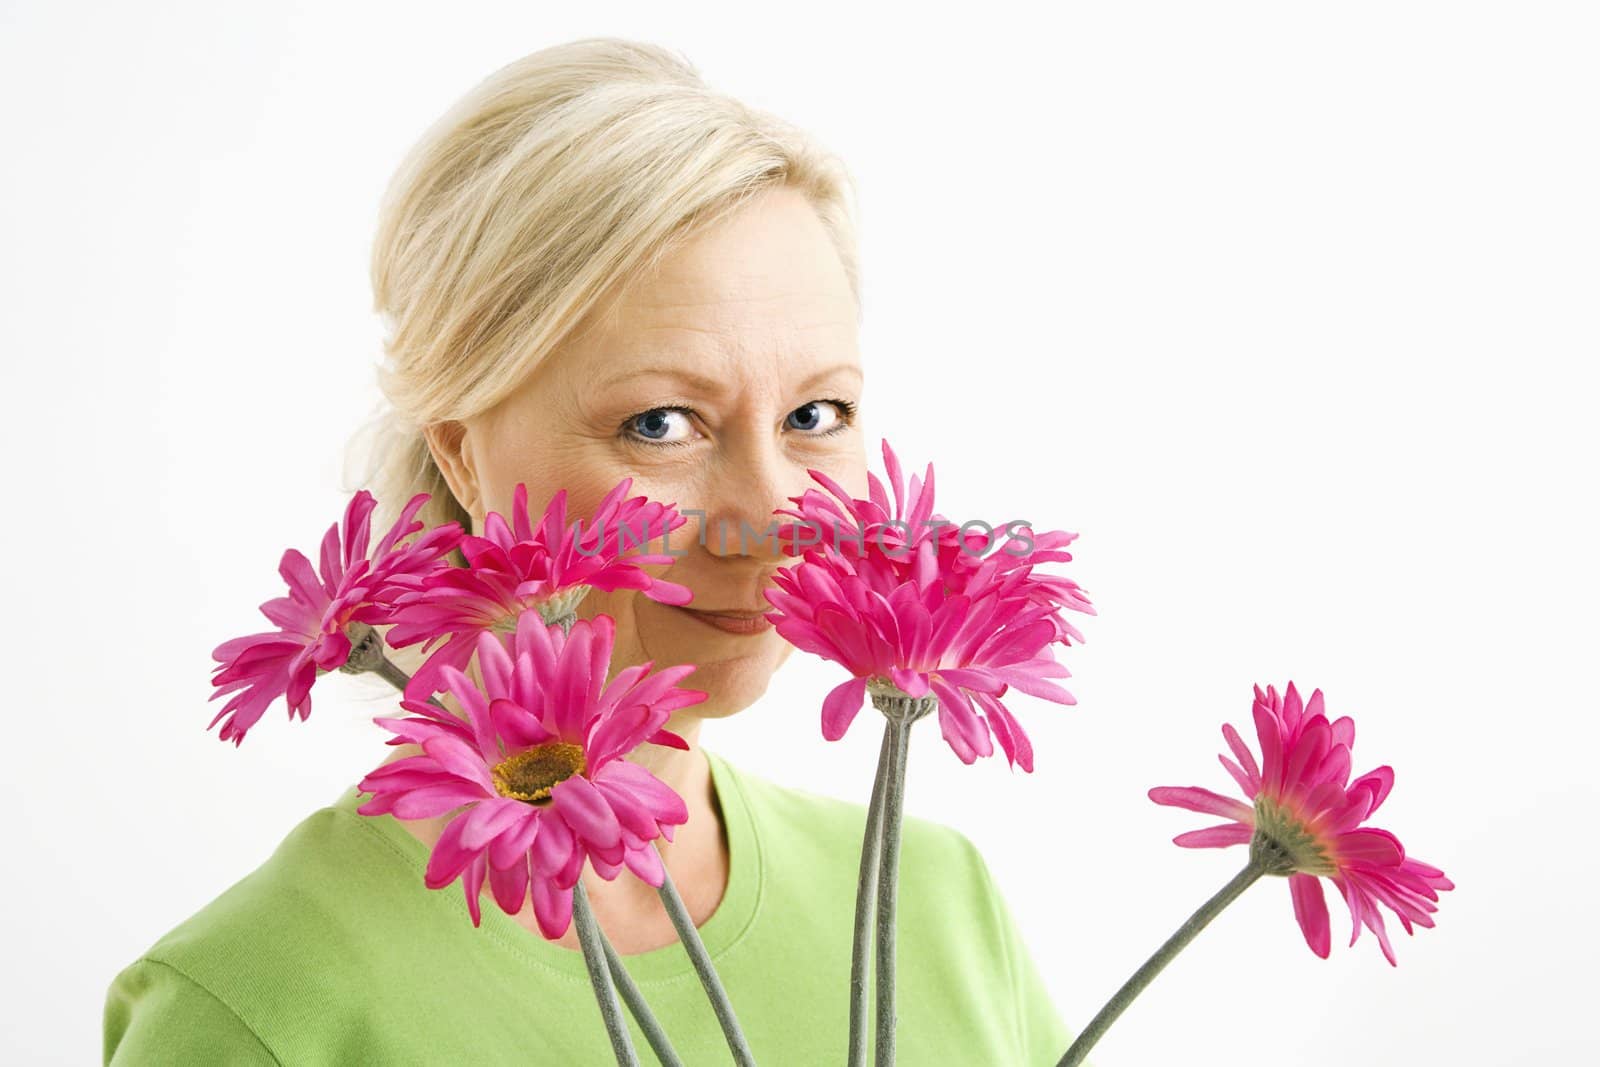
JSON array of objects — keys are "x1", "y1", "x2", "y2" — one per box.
[
  {"x1": 104, "y1": 957, "x2": 280, "y2": 1066},
  {"x1": 969, "y1": 842, "x2": 1083, "y2": 1066}
]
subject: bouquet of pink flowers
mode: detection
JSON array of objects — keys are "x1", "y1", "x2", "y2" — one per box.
[{"x1": 208, "y1": 438, "x2": 1452, "y2": 1065}]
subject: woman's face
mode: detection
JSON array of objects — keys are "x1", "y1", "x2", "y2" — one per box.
[{"x1": 432, "y1": 185, "x2": 868, "y2": 719}]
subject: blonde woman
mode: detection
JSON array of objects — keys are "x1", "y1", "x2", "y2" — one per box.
[{"x1": 103, "y1": 37, "x2": 1074, "y2": 1065}]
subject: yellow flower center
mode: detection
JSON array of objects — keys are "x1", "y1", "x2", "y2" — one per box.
[
  {"x1": 491, "y1": 742, "x2": 587, "y2": 804},
  {"x1": 1250, "y1": 795, "x2": 1337, "y2": 877}
]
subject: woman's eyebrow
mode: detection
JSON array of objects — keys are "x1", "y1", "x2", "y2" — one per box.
[
  {"x1": 802, "y1": 362, "x2": 864, "y2": 388},
  {"x1": 596, "y1": 362, "x2": 860, "y2": 393},
  {"x1": 596, "y1": 366, "x2": 728, "y2": 393}
]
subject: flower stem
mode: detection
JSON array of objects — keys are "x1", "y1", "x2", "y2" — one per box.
[
  {"x1": 847, "y1": 723, "x2": 895, "y2": 1067},
  {"x1": 369, "y1": 654, "x2": 417, "y2": 698},
  {"x1": 875, "y1": 716, "x2": 912, "y2": 1067},
  {"x1": 655, "y1": 849, "x2": 757, "y2": 1066},
  {"x1": 1057, "y1": 862, "x2": 1265, "y2": 1067},
  {"x1": 572, "y1": 878, "x2": 640, "y2": 1066},
  {"x1": 600, "y1": 932, "x2": 685, "y2": 1067},
  {"x1": 338, "y1": 622, "x2": 451, "y2": 712}
]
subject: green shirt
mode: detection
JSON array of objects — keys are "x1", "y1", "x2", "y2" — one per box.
[{"x1": 104, "y1": 746, "x2": 1075, "y2": 1065}]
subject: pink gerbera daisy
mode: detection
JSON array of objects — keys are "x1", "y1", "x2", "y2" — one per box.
[
  {"x1": 764, "y1": 546, "x2": 1070, "y2": 770},
  {"x1": 357, "y1": 611, "x2": 704, "y2": 937},
  {"x1": 763, "y1": 442, "x2": 1093, "y2": 770},
  {"x1": 772, "y1": 438, "x2": 1096, "y2": 640},
  {"x1": 1149, "y1": 681, "x2": 1454, "y2": 965},
  {"x1": 773, "y1": 438, "x2": 944, "y2": 566},
  {"x1": 207, "y1": 491, "x2": 463, "y2": 746},
  {"x1": 383, "y1": 478, "x2": 693, "y2": 705}
]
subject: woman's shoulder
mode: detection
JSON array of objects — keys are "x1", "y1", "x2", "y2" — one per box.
[
  {"x1": 104, "y1": 798, "x2": 434, "y2": 1064},
  {"x1": 124, "y1": 800, "x2": 407, "y2": 971}
]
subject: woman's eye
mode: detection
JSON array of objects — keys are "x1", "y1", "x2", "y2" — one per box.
[
  {"x1": 626, "y1": 407, "x2": 696, "y2": 445},
  {"x1": 785, "y1": 399, "x2": 855, "y2": 434}
]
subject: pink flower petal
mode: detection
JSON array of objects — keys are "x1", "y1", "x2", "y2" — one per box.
[
  {"x1": 1172, "y1": 824, "x2": 1253, "y2": 849},
  {"x1": 488, "y1": 810, "x2": 541, "y2": 869},
  {"x1": 623, "y1": 843, "x2": 665, "y2": 887},
  {"x1": 821, "y1": 676, "x2": 869, "y2": 741},
  {"x1": 1289, "y1": 873, "x2": 1331, "y2": 958},
  {"x1": 461, "y1": 851, "x2": 488, "y2": 926},
  {"x1": 1147, "y1": 786, "x2": 1254, "y2": 823},
  {"x1": 424, "y1": 811, "x2": 480, "y2": 890},
  {"x1": 420, "y1": 732, "x2": 497, "y2": 793},
  {"x1": 930, "y1": 674, "x2": 994, "y2": 762},
  {"x1": 530, "y1": 809, "x2": 576, "y2": 878},
  {"x1": 550, "y1": 774, "x2": 622, "y2": 851},
  {"x1": 598, "y1": 761, "x2": 689, "y2": 827},
  {"x1": 388, "y1": 784, "x2": 486, "y2": 820},
  {"x1": 458, "y1": 798, "x2": 528, "y2": 850},
  {"x1": 889, "y1": 667, "x2": 930, "y2": 698},
  {"x1": 531, "y1": 876, "x2": 574, "y2": 940},
  {"x1": 1336, "y1": 827, "x2": 1405, "y2": 867},
  {"x1": 488, "y1": 851, "x2": 531, "y2": 916}
]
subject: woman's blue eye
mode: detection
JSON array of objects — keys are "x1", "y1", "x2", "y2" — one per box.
[
  {"x1": 786, "y1": 399, "x2": 853, "y2": 434},
  {"x1": 627, "y1": 408, "x2": 695, "y2": 444}
]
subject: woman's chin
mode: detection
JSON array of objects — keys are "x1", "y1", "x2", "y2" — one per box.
[
  {"x1": 671, "y1": 652, "x2": 781, "y2": 720},
  {"x1": 601, "y1": 596, "x2": 794, "y2": 718}
]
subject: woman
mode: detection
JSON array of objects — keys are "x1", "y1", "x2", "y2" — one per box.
[{"x1": 103, "y1": 37, "x2": 1074, "y2": 1065}]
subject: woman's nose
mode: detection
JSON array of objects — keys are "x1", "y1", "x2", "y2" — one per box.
[{"x1": 697, "y1": 447, "x2": 811, "y2": 563}]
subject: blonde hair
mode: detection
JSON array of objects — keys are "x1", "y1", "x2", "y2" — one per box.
[{"x1": 343, "y1": 37, "x2": 862, "y2": 566}]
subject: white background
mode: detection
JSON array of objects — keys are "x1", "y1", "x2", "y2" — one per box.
[{"x1": 4, "y1": 3, "x2": 1595, "y2": 1064}]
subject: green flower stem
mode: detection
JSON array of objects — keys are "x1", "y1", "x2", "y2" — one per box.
[
  {"x1": 600, "y1": 933, "x2": 684, "y2": 1067},
  {"x1": 874, "y1": 716, "x2": 912, "y2": 1067},
  {"x1": 346, "y1": 614, "x2": 664, "y2": 1063},
  {"x1": 847, "y1": 723, "x2": 896, "y2": 1067},
  {"x1": 572, "y1": 879, "x2": 641, "y2": 1066},
  {"x1": 369, "y1": 655, "x2": 421, "y2": 700},
  {"x1": 1057, "y1": 862, "x2": 1266, "y2": 1067},
  {"x1": 336, "y1": 622, "x2": 450, "y2": 713},
  {"x1": 655, "y1": 850, "x2": 757, "y2": 1066}
]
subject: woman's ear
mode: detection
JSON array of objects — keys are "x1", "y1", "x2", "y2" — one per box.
[{"x1": 422, "y1": 419, "x2": 482, "y2": 517}]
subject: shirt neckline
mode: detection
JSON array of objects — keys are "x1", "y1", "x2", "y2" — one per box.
[{"x1": 326, "y1": 745, "x2": 764, "y2": 983}]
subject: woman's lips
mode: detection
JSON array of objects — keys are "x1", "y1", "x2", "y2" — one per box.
[{"x1": 672, "y1": 605, "x2": 775, "y2": 635}]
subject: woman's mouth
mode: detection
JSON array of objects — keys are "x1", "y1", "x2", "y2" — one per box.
[{"x1": 672, "y1": 605, "x2": 775, "y2": 635}]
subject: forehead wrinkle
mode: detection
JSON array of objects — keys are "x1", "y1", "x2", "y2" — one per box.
[
  {"x1": 593, "y1": 323, "x2": 736, "y2": 393},
  {"x1": 600, "y1": 314, "x2": 854, "y2": 390},
  {"x1": 619, "y1": 274, "x2": 848, "y2": 325}
]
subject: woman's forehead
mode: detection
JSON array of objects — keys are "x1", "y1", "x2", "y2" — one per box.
[
  {"x1": 546, "y1": 291, "x2": 860, "y2": 396},
  {"x1": 519, "y1": 189, "x2": 860, "y2": 397},
  {"x1": 615, "y1": 188, "x2": 852, "y2": 317}
]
